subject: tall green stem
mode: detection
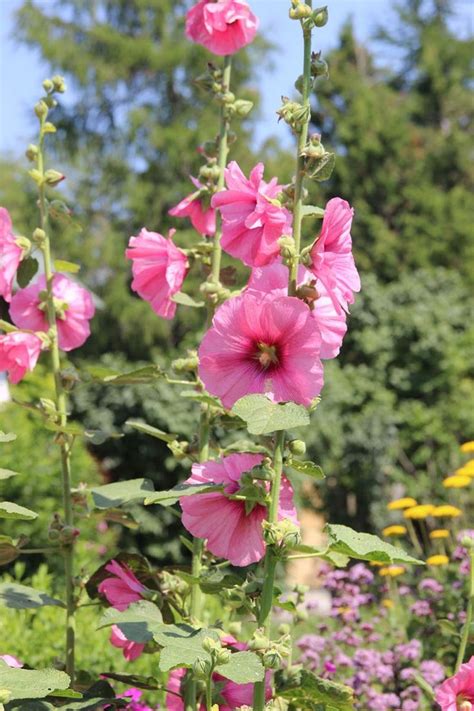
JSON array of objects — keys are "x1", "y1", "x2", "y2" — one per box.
[
  {"x1": 456, "y1": 547, "x2": 474, "y2": 670},
  {"x1": 37, "y1": 116, "x2": 75, "y2": 682},
  {"x1": 184, "y1": 54, "x2": 232, "y2": 711},
  {"x1": 253, "y1": 430, "x2": 285, "y2": 710},
  {"x1": 289, "y1": 14, "x2": 313, "y2": 296}
]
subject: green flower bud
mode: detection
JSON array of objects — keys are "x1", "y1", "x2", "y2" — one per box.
[
  {"x1": 202, "y1": 637, "x2": 221, "y2": 654},
  {"x1": 34, "y1": 100, "x2": 48, "y2": 118},
  {"x1": 278, "y1": 623, "x2": 291, "y2": 636},
  {"x1": 25, "y1": 144, "x2": 39, "y2": 162},
  {"x1": 44, "y1": 96, "x2": 57, "y2": 109},
  {"x1": 52, "y1": 74, "x2": 67, "y2": 93},
  {"x1": 311, "y1": 57, "x2": 329, "y2": 79},
  {"x1": 233, "y1": 99, "x2": 253, "y2": 117},
  {"x1": 460, "y1": 536, "x2": 474, "y2": 549},
  {"x1": 263, "y1": 649, "x2": 282, "y2": 669},
  {"x1": 42, "y1": 78, "x2": 54, "y2": 93},
  {"x1": 215, "y1": 648, "x2": 231, "y2": 665},
  {"x1": 44, "y1": 169, "x2": 65, "y2": 187},
  {"x1": 289, "y1": 2, "x2": 312, "y2": 20},
  {"x1": 289, "y1": 439, "x2": 306, "y2": 456},
  {"x1": 312, "y1": 6, "x2": 329, "y2": 27},
  {"x1": 248, "y1": 632, "x2": 270, "y2": 651},
  {"x1": 32, "y1": 228, "x2": 46, "y2": 244},
  {"x1": 172, "y1": 352, "x2": 199, "y2": 373},
  {"x1": 193, "y1": 657, "x2": 212, "y2": 680}
]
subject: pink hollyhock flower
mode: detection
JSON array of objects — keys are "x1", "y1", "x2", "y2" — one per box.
[
  {"x1": 169, "y1": 177, "x2": 216, "y2": 237},
  {"x1": 109, "y1": 625, "x2": 145, "y2": 662},
  {"x1": 309, "y1": 197, "x2": 360, "y2": 312},
  {"x1": 98, "y1": 560, "x2": 146, "y2": 611},
  {"x1": 117, "y1": 688, "x2": 154, "y2": 711},
  {"x1": 180, "y1": 452, "x2": 297, "y2": 566},
  {"x1": 198, "y1": 291, "x2": 323, "y2": 409},
  {"x1": 0, "y1": 654, "x2": 23, "y2": 668},
  {"x1": 166, "y1": 636, "x2": 272, "y2": 710},
  {"x1": 0, "y1": 207, "x2": 23, "y2": 302},
  {"x1": 9, "y1": 274, "x2": 95, "y2": 352},
  {"x1": 0, "y1": 332, "x2": 42, "y2": 384},
  {"x1": 185, "y1": 0, "x2": 258, "y2": 56},
  {"x1": 247, "y1": 263, "x2": 347, "y2": 359},
  {"x1": 125, "y1": 228, "x2": 188, "y2": 320},
  {"x1": 435, "y1": 657, "x2": 474, "y2": 711},
  {"x1": 211, "y1": 161, "x2": 292, "y2": 267}
]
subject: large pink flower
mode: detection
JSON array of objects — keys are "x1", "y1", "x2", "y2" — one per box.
[
  {"x1": 198, "y1": 291, "x2": 323, "y2": 409},
  {"x1": 435, "y1": 657, "x2": 474, "y2": 711},
  {"x1": 109, "y1": 625, "x2": 145, "y2": 662},
  {"x1": 180, "y1": 452, "x2": 297, "y2": 567},
  {"x1": 0, "y1": 332, "x2": 42, "y2": 384},
  {"x1": 169, "y1": 177, "x2": 216, "y2": 237},
  {"x1": 9, "y1": 274, "x2": 95, "y2": 352},
  {"x1": 309, "y1": 198, "x2": 360, "y2": 312},
  {"x1": 125, "y1": 228, "x2": 188, "y2": 320},
  {"x1": 98, "y1": 560, "x2": 146, "y2": 611},
  {"x1": 185, "y1": 0, "x2": 258, "y2": 56},
  {"x1": 247, "y1": 263, "x2": 347, "y2": 359},
  {"x1": 166, "y1": 637, "x2": 272, "y2": 710},
  {"x1": 0, "y1": 207, "x2": 23, "y2": 302},
  {"x1": 212, "y1": 162, "x2": 292, "y2": 267}
]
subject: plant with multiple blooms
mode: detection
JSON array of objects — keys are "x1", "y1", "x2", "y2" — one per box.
[{"x1": 0, "y1": 1, "x2": 472, "y2": 710}]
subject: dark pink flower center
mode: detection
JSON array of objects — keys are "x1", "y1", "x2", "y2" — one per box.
[{"x1": 254, "y1": 341, "x2": 280, "y2": 371}]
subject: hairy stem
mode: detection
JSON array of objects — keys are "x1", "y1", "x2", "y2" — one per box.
[
  {"x1": 253, "y1": 430, "x2": 285, "y2": 710},
  {"x1": 37, "y1": 116, "x2": 75, "y2": 683},
  {"x1": 456, "y1": 547, "x2": 474, "y2": 670},
  {"x1": 185, "y1": 54, "x2": 232, "y2": 711},
  {"x1": 289, "y1": 10, "x2": 313, "y2": 296}
]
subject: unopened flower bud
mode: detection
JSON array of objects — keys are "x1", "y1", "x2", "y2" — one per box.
[
  {"x1": 42, "y1": 78, "x2": 54, "y2": 93},
  {"x1": 34, "y1": 100, "x2": 48, "y2": 118},
  {"x1": 44, "y1": 169, "x2": 65, "y2": 187},
  {"x1": 311, "y1": 57, "x2": 329, "y2": 79},
  {"x1": 289, "y1": 2, "x2": 312, "y2": 20},
  {"x1": 52, "y1": 75, "x2": 67, "y2": 93},
  {"x1": 15, "y1": 236, "x2": 31, "y2": 257},
  {"x1": 263, "y1": 649, "x2": 282, "y2": 669},
  {"x1": 60, "y1": 368, "x2": 80, "y2": 392},
  {"x1": 25, "y1": 144, "x2": 39, "y2": 162},
  {"x1": 215, "y1": 648, "x2": 231, "y2": 665},
  {"x1": 248, "y1": 632, "x2": 270, "y2": 651},
  {"x1": 296, "y1": 608, "x2": 309, "y2": 622},
  {"x1": 278, "y1": 623, "x2": 291, "y2": 636},
  {"x1": 289, "y1": 439, "x2": 306, "y2": 456},
  {"x1": 202, "y1": 637, "x2": 221, "y2": 654},
  {"x1": 460, "y1": 536, "x2": 474, "y2": 550},
  {"x1": 32, "y1": 228, "x2": 46, "y2": 244},
  {"x1": 233, "y1": 99, "x2": 253, "y2": 117},
  {"x1": 172, "y1": 352, "x2": 199, "y2": 373},
  {"x1": 193, "y1": 657, "x2": 212, "y2": 679},
  {"x1": 44, "y1": 96, "x2": 57, "y2": 109},
  {"x1": 278, "y1": 235, "x2": 296, "y2": 261},
  {"x1": 312, "y1": 6, "x2": 328, "y2": 27},
  {"x1": 220, "y1": 91, "x2": 235, "y2": 104},
  {"x1": 48, "y1": 528, "x2": 60, "y2": 542}
]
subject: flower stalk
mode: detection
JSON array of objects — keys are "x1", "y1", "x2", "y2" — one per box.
[
  {"x1": 185, "y1": 54, "x2": 233, "y2": 711},
  {"x1": 36, "y1": 110, "x2": 76, "y2": 682}
]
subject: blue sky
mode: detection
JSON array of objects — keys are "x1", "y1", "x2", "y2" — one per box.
[{"x1": 0, "y1": 0, "x2": 472, "y2": 155}]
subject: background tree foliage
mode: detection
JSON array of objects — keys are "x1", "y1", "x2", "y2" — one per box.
[{"x1": 1, "y1": 0, "x2": 472, "y2": 550}]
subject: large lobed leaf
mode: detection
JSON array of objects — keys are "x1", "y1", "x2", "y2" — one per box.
[
  {"x1": 277, "y1": 669, "x2": 354, "y2": 710},
  {"x1": 0, "y1": 583, "x2": 64, "y2": 609},
  {"x1": 232, "y1": 395, "x2": 309, "y2": 435},
  {"x1": 0, "y1": 664, "x2": 70, "y2": 701},
  {"x1": 97, "y1": 600, "x2": 163, "y2": 643},
  {"x1": 325, "y1": 524, "x2": 423, "y2": 565},
  {"x1": 91, "y1": 478, "x2": 154, "y2": 509}
]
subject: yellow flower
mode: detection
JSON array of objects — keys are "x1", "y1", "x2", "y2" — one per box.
[
  {"x1": 382, "y1": 598, "x2": 394, "y2": 609},
  {"x1": 460, "y1": 441, "x2": 474, "y2": 453},
  {"x1": 426, "y1": 554, "x2": 449, "y2": 566},
  {"x1": 382, "y1": 525, "x2": 407, "y2": 537},
  {"x1": 403, "y1": 504, "x2": 435, "y2": 520},
  {"x1": 456, "y1": 462, "x2": 474, "y2": 477},
  {"x1": 379, "y1": 566, "x2": 405, "y2": 577},
  {"x1": 387, "y1": 497, "x2": 417, "y2": 511},
  {"x1": 432, "y1": 505, "x2": 462, "y2": 518},
  {"x1": 443, "y1": 475, "x2": 471, "y2": 489},
  {"x1": 429, "y1": 529, "x2": 450, "y2": 539}
]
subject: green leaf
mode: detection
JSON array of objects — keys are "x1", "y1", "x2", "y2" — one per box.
[
  {"x1": 179, "y1": 391, "x2": 221, "y2": 406},
  {"x1": 216, "y1": 651, "x2": 264, "y2": 684},
  {"x1": 438, "y1": 618, "x2": 460, "y2": 638},
  {"x1": 231, "y1": 395, "x2": 310, "y2": 435},
  {"x1": 277, "y1": 669, "x2": 354, "y2": 710},
  {"x1": 287, "y1": 459, "x2": 325, "y2": 479},
  {"x1": 0, "y1": 501, "x2": 38, "y2": 520},
  {"x1": 301, "y1": 205, "x2": 325, "y2": 219},
  {"x1": 144, "y1": 483, "x2": 224, "y2": 507},
  {"x1": 171, "y1": 292, "x2": 204, "y2": 308},
  {"x1": 0, "y1": 432, "x2": 16, "y2": 443},
  {"x1": 0, "y1": 469, "x2": 19, "y2": 480},
  {"x1": 53, "y1": 259, "x2": 81, "y2": 273},
  {"x1": 222, "y1": 440, "x2": 271, "y2": 456},
  {"x1": 0, "y1": 665, "x2": 70, "y2": 701},
  {"x1": 100, "y1": 673, "x2": 161, "y2": 691},
  {"x1": 125, "y1": 420, "x2": 177, "y2": 443},
  {"x1": 88, "y1": 365, "x2": 164, "y2": 385},
  {"x1": 91, "y1": 478, "x2": 154, "y2": 509},
  {"x1": 0, "y1": 583, "x2": 64, "y2": 609},
  {"x1": 153, "y1": 624, "x2": 219, "y2": 672},
  {"x1": 325, "y1": 524, "x2": 424, "y2": 565},
  {"x1": 16, "y1": 257, "x2": 39, "y2": 289},
  {"x1": 291, "y1": 543, "x2": 349, "y2": 568},
  {"x1": 307, "y1": 152, "x2": 336, "y2": 182},
  {"x1": 97, "y1": 600, "x2": 163, "y2": 643}
]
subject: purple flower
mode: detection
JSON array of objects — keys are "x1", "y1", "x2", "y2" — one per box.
[
  {"x1": 419, "y1": 577, "x2": 443, "y2": 595},
  {"x1": 419, "y1": 660, "x2": 445, "y2": 687},
  {"x1": 410, "y1": 600, "x2": 432, "y2": 617},
  {"x1": 395, "y1": 640, "x2": 422, "y2": 662}
]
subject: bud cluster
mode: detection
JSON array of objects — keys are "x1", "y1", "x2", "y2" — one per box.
[
  {"x1": 262, "y1": 518, "x2": 302, "y2": 553},
  {"x1": 300, "y1": 133, "x2": 335, "y2": 181},
  {"x1": 277, "y1": 96, "x2": 311, "y2": 133}
]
